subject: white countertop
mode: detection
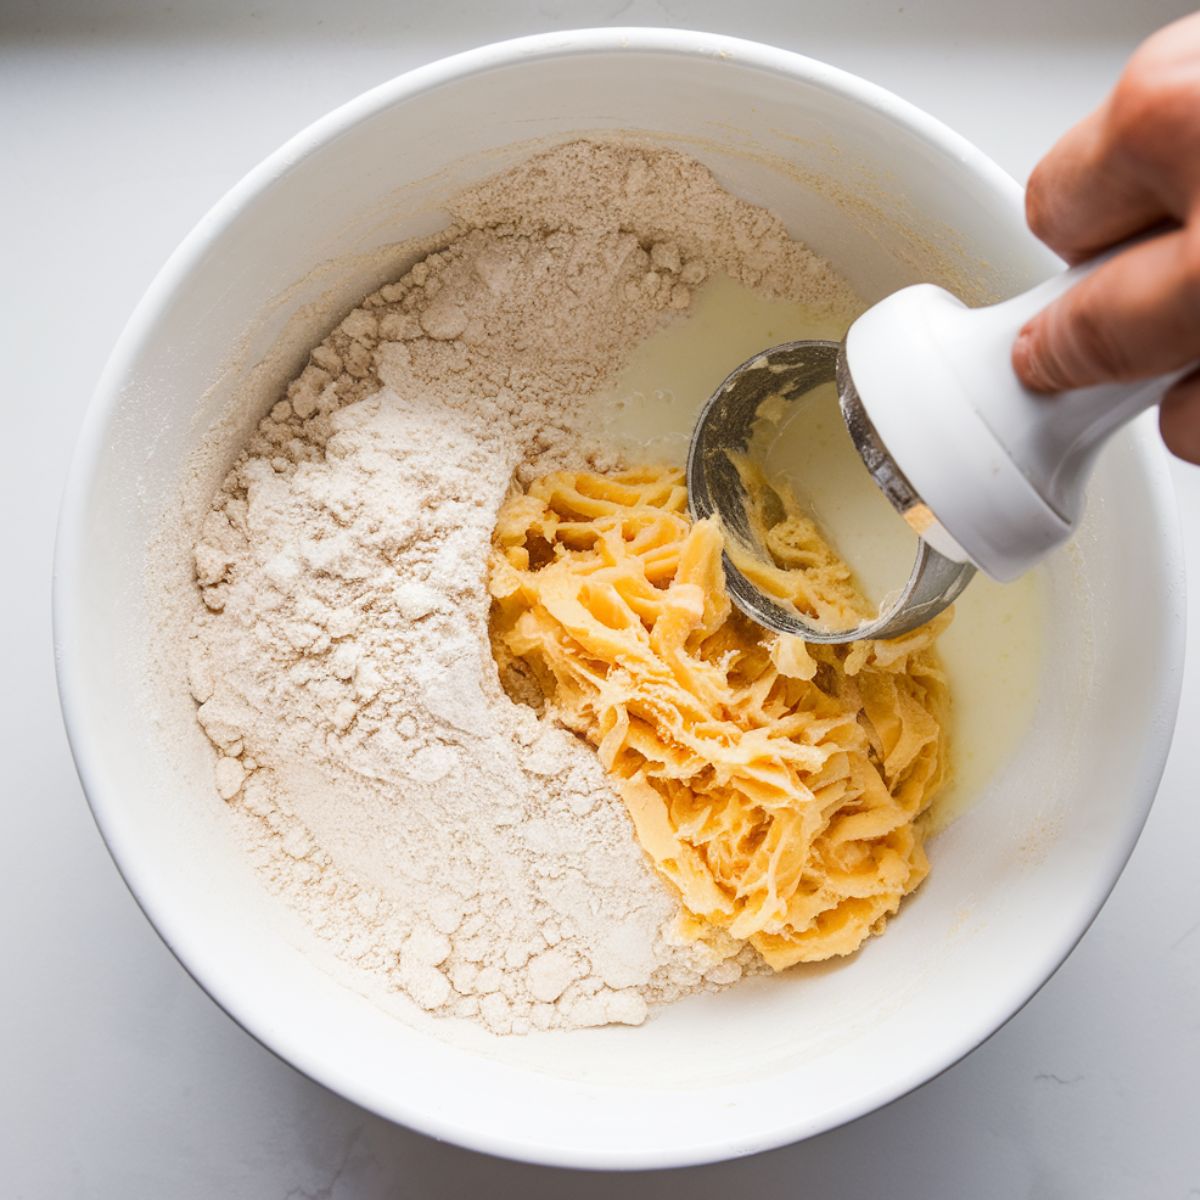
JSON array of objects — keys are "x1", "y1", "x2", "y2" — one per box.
[{"x1": 3, "y1": 2, "x2": 1198, "y2": 1195}]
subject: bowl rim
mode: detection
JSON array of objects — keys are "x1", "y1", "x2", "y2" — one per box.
[{"x1": 52, "y1": 26, "x2": 1187, "y2": 1169}]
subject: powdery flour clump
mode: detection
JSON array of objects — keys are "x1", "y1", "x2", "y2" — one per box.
[{"x1": 187, "y1": 140, "x2": 854, "y2": 1033}]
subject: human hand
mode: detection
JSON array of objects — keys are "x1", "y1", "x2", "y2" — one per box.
[{"x1": 1011, "y1": 13, "x2": 1200, "y2": 464}]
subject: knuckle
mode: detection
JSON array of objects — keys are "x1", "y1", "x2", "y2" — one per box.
[
  {"x1": 1064, "y1": 289, "x2": 1134, "y2": 382},
  {"x1": 1046, "y1": 280, "x2": 1128, "y2": 384},
  {"x1": 1107, "y1": 53, "x2": 1198, "y2": 166}
]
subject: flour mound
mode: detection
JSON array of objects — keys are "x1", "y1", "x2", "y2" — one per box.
[{"x1": 187, "y1": 140, "x2": 853, "y2": 1033}]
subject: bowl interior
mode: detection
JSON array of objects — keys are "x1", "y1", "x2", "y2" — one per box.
[{"x1": 56, "y1": 32, "x2": 1183, "y2": 1168}]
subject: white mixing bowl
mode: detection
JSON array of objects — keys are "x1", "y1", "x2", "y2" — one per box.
[{"x1": 54, "y1": 29, "x2": 1184, "y2": 1169}]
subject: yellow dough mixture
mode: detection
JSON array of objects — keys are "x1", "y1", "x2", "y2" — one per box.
[{"x1": 488, "y1": 466, "x2": 950, "y2": 968}]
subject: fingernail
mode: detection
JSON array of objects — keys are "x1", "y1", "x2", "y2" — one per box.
[
  {"x1": 1012, "y1": 326, "x2": 1048, "y2": 392},
  {"x1": 1012, "y1": 327, "x2": 1033, "y2": 377}
]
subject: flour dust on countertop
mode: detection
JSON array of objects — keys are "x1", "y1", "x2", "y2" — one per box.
[{"x1": 186, "y1": 140, "x2": 857, "y2": 1034}]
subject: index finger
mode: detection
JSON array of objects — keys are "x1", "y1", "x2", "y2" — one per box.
[
  {"x1": 1025, "y1": 105, "x2": 1165, "y2": 264},
  {"x1": 1024, "y1": 12, "x2": 1200, "y2": 262}
]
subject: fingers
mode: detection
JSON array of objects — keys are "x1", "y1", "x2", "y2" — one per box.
[
  {"x1": 1025, "y1": 107, "x2": 1166, "y2": 264},
  {"x1": 1017, "y1": 13, "x2": 1200, "y2": 457},
  {"x1": 1012, "y1": 229, "x2": 1200, "y2": 393},
  {"x1": 1023, "y1": 13, "x2": 1200, "y2": 262},
  {"x1": 1161, "y1": 369, "x2": 1200, "y2": 464}
]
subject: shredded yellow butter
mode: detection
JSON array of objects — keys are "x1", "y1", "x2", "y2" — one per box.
[{"x1": 487, "y1": 465, "x2": 950, "y2": 968}]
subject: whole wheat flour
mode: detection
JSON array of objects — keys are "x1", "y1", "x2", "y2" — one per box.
[{"x1": 188, "y1": 140, "x2": 856, "y2": 1033}]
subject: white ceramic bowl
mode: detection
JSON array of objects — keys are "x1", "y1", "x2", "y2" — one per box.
[{"x1": 54, "y1": 29, "x2": 1185, "y2": 1169}]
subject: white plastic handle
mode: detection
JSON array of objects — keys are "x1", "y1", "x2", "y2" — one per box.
[
  {"x1": 844, "y1": 237, "x2": 1192, "y2": 581},
  {"x1": 968, "y1": 243, "x2": 1186, "y2": 517}
]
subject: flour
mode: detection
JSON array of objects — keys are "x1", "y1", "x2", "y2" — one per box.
[{"x1": 187, "y1": 140, "x2": 854, "y2": 1033}]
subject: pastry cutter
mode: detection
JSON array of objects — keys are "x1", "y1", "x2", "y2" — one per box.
[{"x1": 688, "y1": 248, "x2": 1185, "y2": 642}]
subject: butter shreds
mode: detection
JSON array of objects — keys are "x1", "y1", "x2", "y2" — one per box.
[{"x1": 489, "y1": 466, "x2": 951, "y2": 968}]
